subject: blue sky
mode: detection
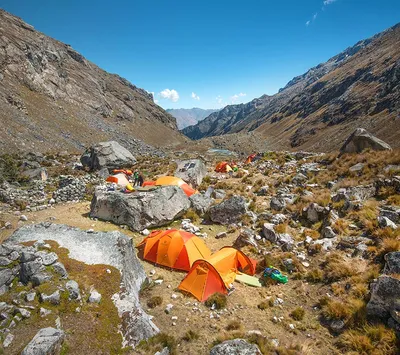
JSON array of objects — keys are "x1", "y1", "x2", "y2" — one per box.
[{"x1": 1, "y1": 0, "x2": 399, "y2": 109}]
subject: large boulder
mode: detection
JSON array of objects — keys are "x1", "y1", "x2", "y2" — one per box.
[
  {"x1": 189, "y1": 193, "x2": 213, "y2": 215},
  {"x1": 340, "y1": 128, "x2": 392, "y2": 154},
  {"x1": 9, "y1": 223, "x2": 159, "y2": 347},
  {"x1": 21, "y1": 327, "x2": 65, "y2": 355},
  {"x1": 210, "y1": 339, "x2": 262, "y2": 355},
  {"x1": 303, "y1": 203, "x2": 330, "y2": 224},
  {"x1": 90, "y1": 186, "x2": 190, "y2": 231},
  {"x1": 383, "y1": 252, "x2": 400, "y2": 274},
  {"x1": 80, "y1": 141, "x2": 137, "y2": 171},
  {"x1": 175, "y1": 159, "x2": 207, "y2": 187},
  {"x1": 209, "y1": 195, "x2": 247, "y2": 225}
]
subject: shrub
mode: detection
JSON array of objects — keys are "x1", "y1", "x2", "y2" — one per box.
[
  {"x1": 183, "y1": 208, "x2": 200, "y2": 223},
  {"x1": 290, "y1": 307, "x2": 305, "y2": 321},
  {"x1": 182, "y1": 330, "x2": 199, "y2": 342},
  {"x1": 306, "y1": 268, "x2": 324, "y2": 283},
  {"x1": 205, "y1": 293, "x2": 227, "y2": 309},
  {"x1": 257, "y1": 301, "x2": 270, "y2": 310},
  {"x1": 147, "y1": 296, "x2": 162, "y2": 309},
  {"x1": 137, "y1": 333, "x2": 177, "y2": 354},
  {"x1": 226, "y1": 320, "x2": 242, "y2": 331}
]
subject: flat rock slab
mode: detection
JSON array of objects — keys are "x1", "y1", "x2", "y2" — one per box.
[
  {"x1": 8, "y1": 223, "x2": 158, "y2": 347},
  {"x1": 210, "y1": 339, "x2": 262, "y2": 355},
  {"x1": 21, "y1": 327, "x2": 65, "y2": 355},
  {"x1": 90, "y1": 185, "x2": 190, "y2": 231}
]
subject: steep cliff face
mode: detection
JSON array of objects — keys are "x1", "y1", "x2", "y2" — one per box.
[
  {"x1": 0, "y1": 10, "x2": 186, "y2": 154},
  {"x1": 183, "y1": 23, "x2": 400, "y2": 152}
]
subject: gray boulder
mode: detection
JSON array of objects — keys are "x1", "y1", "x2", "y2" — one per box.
[
  {"x1": 66, "y1": 280, "x2": 81, "y2": 300},
  {"x1": 383, "y1": 252, "x2": 400, "y2": 274},
  {"x1": 21, "y1": 168, "x2": 48, "y2": 181},
  {"x1": 378, "y1": 216, "x2": 397, "y2": 229},
  {"x1": 340, "y1": 128, "x2": 392, "y2": 154},
  {"x1": 189, "y1": 193, "x2": 213, "y2": 215},
  {"x1": 262, "y1": 223, "x2": 294, "y2": 251},
  {"x1": 9, "y1": 223, "x2": 159, "y2": 347},
  {"x1": 209, "y1": 195, "x2": 247, "y2": 225},
  {"x1": 80, "y1": 141, "x2": 137, "y2": 171},
  {"x1": 303, "y1": 203, "x2": 329, "y2": 223},
  {"x1": 234, "y1": 228, "x2": 259, "y2": 250},
  {"x1": 175, "y1": 159, "x2": 207, "y2": 187},
  {"x1": 380, "y1": 206, "x2": 400, "y2": 224},
  {"x1": 270, "y1": 197, "x2": 286, "y2": 211},
  {"x1": 210, "y1": 339, "x2": 262, "y2": 355},
  {"x1": 213, "y1": 189, "x2": 226, "y2": 200},
  {"x1": 346, "y1": 185, "x2": 376, "y2": 201},
  {"x1": 90, "y1": 186, "x2": 190, "y2": 231},
  {"x1": 40, "y1": 290, "x2": 60, "y2": 305},
  {"x1": 21, "y1": 327, "x2": 65, "y2": 355}
]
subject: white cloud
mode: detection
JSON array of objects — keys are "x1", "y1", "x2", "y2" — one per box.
[
  {"x1": 191, "y1": 92, "x2": 200, "y2": 100},
  {"x1": 159, "y1": 89, "x2": 179, "y2": 102},
  {"x1": 216, "y1": 95, "x2": 223, "y2": 104},
  {"x1": 230, "y1": 92, "x2": 247, "y2": 104},
  {"x1": 306, "y1": 20, "x2": 310, "y2": 26},
  {"x1": 313, "y1": 13, "x2": 318, "y2": 20},
  {"x1": 323, "y1": 0, "x2": 337, "y2": 5}
]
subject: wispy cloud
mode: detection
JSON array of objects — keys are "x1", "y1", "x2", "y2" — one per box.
[
  {"x1": 159, "y1": 89, "x2": 179, "y2": 102},
  {"x1": 306, "y1": 0, "x2": 338, "y2": 26},
  {"x1": 191, "y1": 92, "x2": 200, "y2": 100},
  {"x1": 230, "y1": 92, "x2": 246, "y2": 104}
]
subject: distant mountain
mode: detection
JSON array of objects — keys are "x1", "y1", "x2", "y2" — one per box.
[
  {"x1": 183, "y1": 23, "x2": 400, "y2": 152},
  {"x1": 166, "y1": 108, "x2": 220, "y2": 129},
  {"x1": 0, "y1": 9, "x2": 186, "y2": 154}
]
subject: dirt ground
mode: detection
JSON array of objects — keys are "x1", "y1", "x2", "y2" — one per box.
[{"x1": 0, "y1": 201, "x2": 338, "y2": 354}]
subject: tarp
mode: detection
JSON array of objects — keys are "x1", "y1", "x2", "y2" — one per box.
[
  {"x1": 136, "y1": 229, "x2": 211, "y2": 271},
  {"x1": 143, "y1": 176, "x2": 197, "y2": 197},
  {"x1": 178, "y1": 247, "x2": 257, "y2": 301}
]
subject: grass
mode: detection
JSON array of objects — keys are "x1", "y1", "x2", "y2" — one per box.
[
  {"x1": 322, "y1": 297, "x2": 366, "y2": 327},
  {"x1": 290, "y1": 307, "x2": 305, "y2": 321},
  {"x1": 205, "y1": 293, "x2": 227, "y2": 309},
  {"x1": 322, "y1": 253, "x2": 359, "y2": 282},
  {"x1": 182, "y1": 208, "x2": 200, "y2": 222},
  {"x1": 137, "y1": 333, "x2": 177, "y2": 355},
  {"x1": 306, "y1": 268, "x2": 324, "y2": 283},
  {"x1": 147, "y1": 296, "x2": 163, "y2": 309},
  {"x1": 226, "y1": 320, "x2": 243, "y2": 331},
  {"x1": 181, "y1": 330, "x2": 199, "y2": 342}
]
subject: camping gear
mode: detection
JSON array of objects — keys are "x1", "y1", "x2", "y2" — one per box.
[
  {"x1": 178, "y1": 247, "x2": 257, "y2": 301},
  {"x1": 245, "y1": 154, "x2": 257, "y2": 164},
  {"x1": 215, "y1": 162, "x2": 233, "y2": 173},
  {"x1": 235, "y1": 272, "x2": 262, "y2": 287},
  {"x1": 143, "y1": 176, "x2": 197, "y2": 197},
  {"x1": 136, "y1": 229, "x2": 211, "y2": 271},
  {"x1": 263, "y1": 267, "x2": 288, "y2": 284},
  {"x1": 113, "y1": 169, "x2": 133, "y2": 176},
  {"x1": 106, "y1": 173, "x2": 130, "y2": 187}
]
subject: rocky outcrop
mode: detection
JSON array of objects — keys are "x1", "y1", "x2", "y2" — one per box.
[
  {"x1": 189, "y1": 193, "x2": 213, "y2": 215},
  {"x1": 81, "y1": 141, "x2": 137, "y2": 171},
  {"x1": 21, "y1": 327, "x2": 65, "y2": 355},
  {"x1": 90, "y1": 186, "x2": 190, "y2": 231},
  {"x1": 210, "y1": 339, "x2": 262, "y2": 355},
  {"x1": 9, "y1": 223, "x2": 159, "y2": 347},
  {"x1": 209, "y1": 195, "x2": 248, "y2": 225},
  {"x1": 175, "y1": 159, "x2": 207, "y2": 187},
  {"x1": 340, "y1": 128, "x2": 392, "y2": 154}
]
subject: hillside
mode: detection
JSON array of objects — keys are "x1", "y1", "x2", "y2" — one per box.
[
  {"x1": 166, "y1": 108, "x2": 219, "y2": 129},
  {"x1": 0, "y1": 9, "x2": 188, "y2": 155},
  {"x1": 183, "y1": 23, "x2": 400, "y2": 152}
]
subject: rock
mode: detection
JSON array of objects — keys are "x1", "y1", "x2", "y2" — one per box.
[
  {"x1": 329, "y1": 319, "x2": 345, "y2": 333},
  {"x1": 378, "y1": 216, "x2": 397, "y2": 229},
  {"x1": 37, "y1": 251, "x2": 58, "y2": 266},
  {"x1": 383, "y1": 252, "x2": 400, "y2": 274},
  {"x1": 66, "y1": 280, "x2": 81, "y2": 300},
  {"x1": 40, "y1": 308, "x2": 52, "y2": 317},
  {"x1": 31, "y1": 272, "x2": 52, "y2": 286},
  {"x1": 40, "y1": 290, "x2": 60, "y2": 305},
  {"x1": 52, "y1": 262, "x2": 68, "y2": 278},
  {"x1": 0, "y1": 257, "x2": 12, "y2": 267},
  {"x1": 165, "y1": 304, "x2": 174, "y2": 314},
  {"x1": 155, "y1": 347, "x2": 170, "y2": 355},
  {"x1": 340, "y1": 128, "x2": 392, "y2": 154},
  {"x1": 20, "y1": 258, "x2": 45, "y2": 284},
  {"x1": 21, "y1": 167, "x2": 48, "y2": 181},
  {"x1": 304, "y1": 203, "x2": 329, "y2": 223},
  {"x1": 209, "y1": 196, "x2": 248, "y2": 225},
  {"x1": 9, "y1": 223, "x2": 159, "y2": 347},
  {"x1": 256, "y1": 186, "x2": 269, "y2": 196},
  {"x1": 15, "y1": 307, "x2": 31, "y2": 318},
  {"x1": 21, "y1": 327, "x2": 65, "y2": 355},
  {"x1": 80, "y1": 141, "x2": 137, "y2": 171},
  {"x1": 20, "y1": 214, "x2": 28, "y2": 221},
  {"x1": 88, "y1": 289, "x2": 101, "y2": 303},
  {"x1": 3, "y1": 333, "x2": 14, "y2": 348},
  {"x1": 262, "y1": 223, "x2": 294, "y2": 251},
  {"x1": 270, "y1": 197, "x2": 286, "y2": 211},
  {"x1": 234, "y1": 228, "x2": 259, "y2": 250},
  {"x1": 213, "y1": 189, "x2": 226, "y2": 200},
  {"x1": 380, "y1": 206, "x2": 400, "y2": 224},
  {"x1": 346, "y1": 185, "x2": 376, "y2": 201},
  {"x1": 310, "y1": 238, "x2": 337, "y2": 251},
  {"x1": 367, "y1": 275, "x2": 400, "y2": 320},
  {"x1": 321, "y1": 226, "x2": 337, "y2": 239},
  {"x1": 90, "y1": 186, "x2": 190, "y2": 231},
  {"x1": 26, "y1": 292, "x2": 36, "y2": 302},
  {"x1": 210, "y1": 339, "x2": 262, "y2": 355},
  {"x1": 215, "y1": 232, "x2": 227, "y2": 239},
  {"x1": 141, "y1": 229, "x2": 150, "y2": 236},
  {"x1": 189, "y1": 193, "x2": 213, "y2": 215},
  {"x1": 292, "y1": 173, "x2": 307, "y2": 185},
  {"x1": 175, "y1": 159, "x2": 207, "y2": 187}
]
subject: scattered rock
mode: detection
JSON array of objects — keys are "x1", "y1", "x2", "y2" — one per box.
[
  {"x1": 378, "y1": 216, "x2": 397, "y2": 229},
  {"x1": 52, "y1": 262, "x2": 68, "y2": 278},
  {"x1": 234, "y1": 228, "x2": 259, "y2": 250},
  {"x1": 210, "y1": 339, "x2": 262, "y2": 355},
  {"x1": 66, "y1": 280, "x2": 81, "y2": 300},
  {"x1": 213, "y1": 189, "x2": 226, "y2": 200},
  {"x1": 40, "y1": 290, "x2": 61, "y2": 305},
  {"x1": 270, "y1": 197, "x2": 286, "y2": 211},
  {"x1": 329, "y1": 319, "x2": 345, "y2": 333},
  {"x1": 88, "y1": 289, "x2": 101, "y2": 303},
  {"x1": 21, "y1": 327, "x2": 65, "y2": 355},
  {"x1": 321, "y1": 226, "x2": 337, "y2": 239},
  {"x1": 216, "y1": 232, "x2": 227, "y2": 239},
  {"x1": 40, "y1": 308, "x2": 52, "y2": 317},
  {"x1": 383, "y1": 252, "x2": 400, "y2": 275},
  {"x1": 349, "y1": 163, "x2": 364, "y2": 172}
]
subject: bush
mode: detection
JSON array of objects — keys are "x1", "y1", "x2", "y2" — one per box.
[
  {"x1": 137, "y1": 333, "x2": 177, "y2": 354},
  {"x1": 306, "y1": 269, "x2": 324, "y2": 283},
  {"x1": 205, "y1": 293, "x2": 227, "y2": 309},
  {"x1": 226, "y1": 320, "x2": 242, "y2": 331},
  {"x1": 290, "y1": 307, "x2": 305, "y2": 321},
  {"x1": 147, "y1": 296, "x2": 162, "y2": 309},
  {"x1": 182, "y1": 330, "x2": 199, "y2": 342}
]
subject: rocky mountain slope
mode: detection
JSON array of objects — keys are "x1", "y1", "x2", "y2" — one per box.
[
  {"x1": 183, "y1": 23, "x2": 400, "y2": 152},
  {"x1": 0, "y1": 9, "x2": 187, "y2": 155},
  {"x1": 166, "y1": 108, "x2": 219, "y2": 129}
]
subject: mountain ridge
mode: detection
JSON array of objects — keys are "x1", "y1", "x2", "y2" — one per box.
[{"x1": 166, "y1": 107, "x2": 220, "y2": 129}]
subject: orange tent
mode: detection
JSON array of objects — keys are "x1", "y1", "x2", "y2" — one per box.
[
  {"x1": 106, "y1": 173, "x2": 130, "y2": 187},
  {"x1": 215, "y1": 162, "x2": 232, "y2": 173},
  {"x1": 136, "y1": 229, "x2": 211, "y2": 271},
  {"x1": 142, "y1": 176, "x2": 197, "y2": 197},
  {"x1": 245, "y1": 153, "x2": 257, "y2": 164},
  {"x1": 178, "y1": 247, "x2": 257, "y2": 301}
]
